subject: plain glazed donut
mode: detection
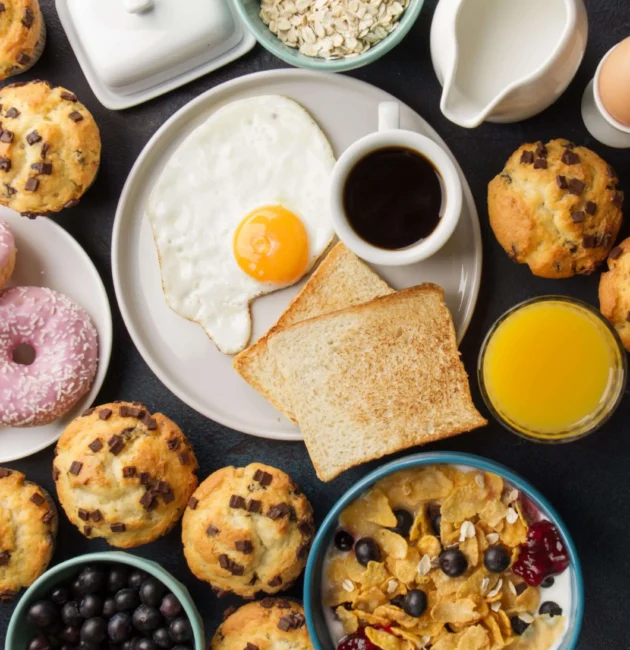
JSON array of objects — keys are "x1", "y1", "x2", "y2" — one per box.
[
  {"x1": 0, "y1": 287, "x2": 99, "y2": 428},
  {"x1": 0, "y1": 221, "x2": 16, "y2": 290}
]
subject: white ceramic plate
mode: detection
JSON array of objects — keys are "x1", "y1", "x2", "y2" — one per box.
[
  {"x1": 0, "y1": 210, "x2": 112, "y2": 462},
  {"x1": 112, "y1": 70, "x2": 482, "y2": 441}
]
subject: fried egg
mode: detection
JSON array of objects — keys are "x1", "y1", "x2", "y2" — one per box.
[{"x1": 146, "y1": 95, "x2": 336, "y2": 354}]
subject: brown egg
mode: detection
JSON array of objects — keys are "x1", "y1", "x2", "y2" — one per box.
[{"x1": 599, "y1": 36, "x2": 630, "y2": 127}]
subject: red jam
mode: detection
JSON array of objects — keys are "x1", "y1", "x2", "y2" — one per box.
[
  {"x1": 337, "y1": 626, "x2": 390, "y2": 650},
  {"x1": 513, "y1": 520, "x2": 569, "y2": 587}
]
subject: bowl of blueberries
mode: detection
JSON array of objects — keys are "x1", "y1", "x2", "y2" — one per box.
[{"x1": 7, "y1": 551, "x2": 204, "y2": 650}]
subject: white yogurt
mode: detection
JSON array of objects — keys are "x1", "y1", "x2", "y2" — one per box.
[{"x1": 320, "y1": 465, "x2": 573, "y2": 650}]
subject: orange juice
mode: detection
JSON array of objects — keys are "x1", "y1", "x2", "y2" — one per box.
[{"x1": 480, "y1": 298, "x2": 626, "y2": 440}]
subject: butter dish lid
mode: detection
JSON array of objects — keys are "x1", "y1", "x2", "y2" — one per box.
[{"x1": 55, "y1": 0, "x2": 256, "y2": 110}]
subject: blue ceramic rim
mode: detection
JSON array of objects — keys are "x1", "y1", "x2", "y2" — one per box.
[
  {"x1": 304, "y1": 451, "x2": 584, "y2": 650},
  {"x1": 228, "y1": 0, "x2": 426, "y2": 72},
  {"x1": 6, "y1": 551, "x2": 205, "y2": 650}
]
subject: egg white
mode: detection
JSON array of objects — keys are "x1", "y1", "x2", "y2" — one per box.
[{"x1": 146, "y1": 95, "x2": 336, "y2": 354}]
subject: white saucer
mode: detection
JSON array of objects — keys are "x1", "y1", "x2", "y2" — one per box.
[
  {"x1": 0, "y1": 210, "x2": 113, "y2": 463},
  {"x1": 112, "y1": 69, "x2": 482, "y2": 442}
]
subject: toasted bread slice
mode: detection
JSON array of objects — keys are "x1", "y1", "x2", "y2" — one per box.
[
  {"x1": 267, "y1": 284, "x2": 487, "y2": 481},
  {"x1": 233, "y1": 243, "x2": 393, "y2": 421}
]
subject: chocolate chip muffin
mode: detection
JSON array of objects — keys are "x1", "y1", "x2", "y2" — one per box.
[
  {"x1": 0, "y1": 468, "x2": 58, "y2": 603},
  {"x1": 488, "y1": 139, "x2": 623, "y2": 278},
  {"x1": 211, "y1": 600, "x2": 312, "y2": 650},
  {"x1": 0, "y1": 0, "x2": 46, "y2": 82},
  {"x1": 0, "y1": 80, "x2": 101, "y2": 216},
  {"x1": 54, "y1": 401, "x2": 198, "y2": 549},
  {"x1": 182, "y1": 463, "x2": 314, "y2": 598},
  {"x1": 599, "y1": 237, "x2": 630, "y2": 351}
]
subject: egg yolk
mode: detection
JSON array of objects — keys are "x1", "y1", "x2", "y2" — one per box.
[{"x1": 233, "y1": 206, "x2": 309, "y2": 283}]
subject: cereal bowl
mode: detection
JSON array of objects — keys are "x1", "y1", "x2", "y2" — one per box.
[
  {"x1": 304, "y1": 452, "x2": 583, "y2": 650},
  {"x1": 229, "y1": 0, "x2": 425, "y2": 72},
  {"x1": 6, "y1": 551, "x2": 205, "y2": 650}
]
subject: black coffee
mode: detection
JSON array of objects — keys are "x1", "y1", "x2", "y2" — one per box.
[{"x1": 343, "y1": 146, "x2": 444, "y2": 250}]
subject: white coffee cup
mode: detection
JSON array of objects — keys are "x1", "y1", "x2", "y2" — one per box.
[{"x1": 329, "y1": 101, "x2": 462, "y2": 266}]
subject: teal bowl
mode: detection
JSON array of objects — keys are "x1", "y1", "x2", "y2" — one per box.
[
  {"x1": 6, "y1": 551, "x2": 205, "y2": 650},
  {"x1": 304, "y1": 452, "x2": 584, "y2": 650},
  {"x1": 229, "y1": 0, "x2": 425, "y2": 71}
]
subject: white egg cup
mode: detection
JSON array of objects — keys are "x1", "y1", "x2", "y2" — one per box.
[
  {"x1": 329, "y1": 102, "x2": 463, "y2": 266},
  {"x1": 582, "y1": 43, "x2": 630, "y2": 149}
]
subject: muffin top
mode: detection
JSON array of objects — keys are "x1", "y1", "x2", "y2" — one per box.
[
  {"x1": 0, "y1": 0, "x2": 43, "y2": 81},
  {"x1": 212, "y1": 600, "x2": 313, "y2": 650},
  {"x1": 599, "y1": 236, "x2": 630, "y2": 351},
  {"x1": 0, "y1": 80, "x2": 101, "y2": 215},
  {"x1": 0, "y1": 468, "x2": 58, "y2": 602},
  {"x1": 182, "y1": 463, "x2": 314, "y2": 598},
  {"x1": 488, "y1": 139, "x2": 623, "y2": 278},
  {"x1": 54, "y1": 402, "x2": 198, "y2": 549}
]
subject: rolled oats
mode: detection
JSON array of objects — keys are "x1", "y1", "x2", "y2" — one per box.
[{"x1": 259, "y1": 0, "x2": 410, "y2": 59}]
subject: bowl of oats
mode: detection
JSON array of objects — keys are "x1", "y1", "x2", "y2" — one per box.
[
  {"x1": 304, "y1": 452, "x2": 584, "y2": 650},
  {"x1": 230, "y1": 0, "x2": 425, "y2": 70}
]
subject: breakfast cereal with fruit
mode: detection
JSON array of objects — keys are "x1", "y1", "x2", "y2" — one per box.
[{"x1": 323, "y1": 466, "x2": 571, "y2": 650}]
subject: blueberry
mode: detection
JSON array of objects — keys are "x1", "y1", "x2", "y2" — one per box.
[
  {"x1": 402, "y1": 589, "x2": 427, "y2": 617},
  {"x1": 139, "y1": 578, "x2": 167, "y2": 607},
  {"x1": 428, "y1": 504, "x2": 441, "y2": 537},
  {"x1": 80, "y1": 594, "x2": 103, "y2": 618},
  {"x1": 354, "y1": 538, "x2": 381, "y2": 566},
  {"x1": 511, "y1": 616, "x2": 530, "y2": 636},
  {"x1": 153, "y1": 628, "x2": 174, "y2": 649},
  {"x1": 390, "y1": 509, "x2": 414, "y2": 538},
  {"x1": 28, "y1": 601, "x2": 59, "y2": 629},
  {"x1": 108, "y1": 567, "x2": 130, "y2": 594},
  {"x1": 334, "y1": 530, "x2": 354, "y2": 552},
  {"x1": 108, "y1": 612, "x2": 134, "y2": 642},
  {"x1": 168, "y1": 618, "x2": 192, "y2": 644},
  {"x1": 390, "y1": 595, "x2": 405, "y2": 609},
  {"x1": 52, "y1": 587, "x2": 71, "y2": 606},
  {"x1": 72, "y1": 577, "x2": 87, "y2": 598},
  {"x1": 136, "y1": 640, "x2": 157, "y2": 650},
  {"x1": 81, "y1": 617, "x2": 108, "y2": 643},
  {"x1": 122, "y1": 639, "x2": 140, "y2": 650},
  {"x1": 483, "y1": 545, "x2": 511, "y2": 573},
  {"x1": 128, "y1": 570, "x2": 148, "y2": 590},
  {"x1": 77, "y1": 567, "x2": 107, "y2": 595},
  {"x1": 116, "y1": 589, "x2": 140, "y2": 612},
  {"x1": 439, "y1": 548, "x2": 468, "y2": 577},
  {"x1": 540, "y1": 576, "x2": 555, "y2": 588},
  {"x1": 159, "y1": 594, "x2": 183, "y2": 620},
  {"x1": 28, "y1": 636, "x2": 52, "y2": 650},
  {"x1": 103, "y1": 597, "x2": 118, "y2": 619},
  {"x1": 59, "y1": 625, "x2": 81, "y2": 644},
  {"x1": 61, "y1": 601, "x2": 82, "y2": 627},
  {"x1": 132, "y1": 605, "x2": 163, "y2": 633},
  {"x1": 539, "y1": 601, "x2": 562, "y2": 617}
]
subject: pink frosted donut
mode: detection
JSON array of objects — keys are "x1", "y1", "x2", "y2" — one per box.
[
  {"x1": 0, "y1": 221, "x2": 16, "y2": 290},
  {"x1": 0, "y1": 287, "x2": 99, "y2": 428}
]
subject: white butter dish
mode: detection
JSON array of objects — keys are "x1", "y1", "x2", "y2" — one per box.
[{"x1": 55, "y1": 0, "x2": 256, "y2": 110}]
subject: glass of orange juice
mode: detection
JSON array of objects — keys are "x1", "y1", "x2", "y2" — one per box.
[{"x1": 478, "y1": 296, "x2": 627, "y2": 442}]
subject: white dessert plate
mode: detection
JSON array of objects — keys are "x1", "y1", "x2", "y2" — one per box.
[
  {"x1": 112, "y1": 69, "x2": 482, "y2": 441},
  {"x1": 55, "y1": 0, "x2": 256, "y2": 110},
  {"x1": 0, "y1": 210, "x2": 113, "y2": 462}
]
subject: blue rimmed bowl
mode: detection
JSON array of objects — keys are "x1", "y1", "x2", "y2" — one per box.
[
  {"x1": 304, "y1": 452, "x2": 583, "y2": 650},
  {"x1": 7, "y1": 551, "x2": 205, "y2": 650},
  {"x1": 229, "y1": 0, "x2": 425, "y2": 72}
]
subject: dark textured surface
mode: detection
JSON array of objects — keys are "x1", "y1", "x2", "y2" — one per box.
[{"x1": 1, "y1": 0, "x2": 629, "y2": 648}]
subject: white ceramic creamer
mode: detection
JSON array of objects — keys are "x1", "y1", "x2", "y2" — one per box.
[{"x1": 430, "y1": 0, "x2": 588, "y2": 127}]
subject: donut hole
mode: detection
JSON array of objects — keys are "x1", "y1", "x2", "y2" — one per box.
[{"x1": 12, "y1": 343, "x2": 36, "y2": 366}]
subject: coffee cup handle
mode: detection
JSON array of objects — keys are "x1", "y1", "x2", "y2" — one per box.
[{"x1": 378, "y1": 101, "x2": 400, "y2": 131}]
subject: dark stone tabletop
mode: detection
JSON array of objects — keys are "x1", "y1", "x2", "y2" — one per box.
[{"x1": 1, "y1": 0, "x2": 629, "y2": 648}]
